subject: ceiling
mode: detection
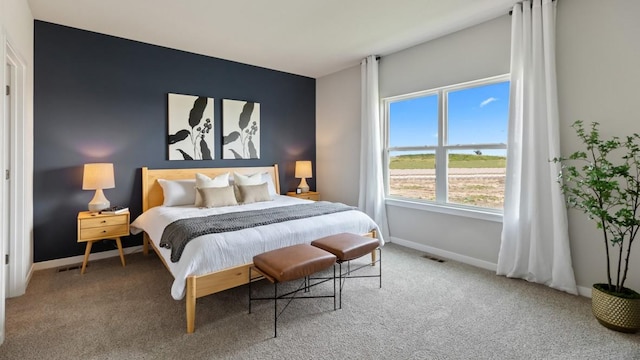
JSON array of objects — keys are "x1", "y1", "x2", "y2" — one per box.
[{"x1": 27, "y1": 0, "x2": 515, "y2": 78}]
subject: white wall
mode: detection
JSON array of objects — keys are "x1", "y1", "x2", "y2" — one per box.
[
  {"x1": 317, "y1": 0, "x2": 640, "y2": 293},
  {"x1": 379, "y1": 14, "x2": 511, "y2": 99},
  {"x1": 556, "y1": 0, "x2": 640, "y2": 292},
  {"x1": 0, "y1": 0, "x2": 34, "y2": 345},
  {"x1": 316, "y1": 65, "x2": 362, "y2": 206},
  {"x1": 378, "y1": 15, "x2": 511, "y2": 267},
  {"x1": 318, "y1": 15, "x2": 511, "y2": 265}
]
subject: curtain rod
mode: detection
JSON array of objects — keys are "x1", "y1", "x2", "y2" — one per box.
[{"x1": 509, "y1": 0, "x2": 556, "y2": 15}]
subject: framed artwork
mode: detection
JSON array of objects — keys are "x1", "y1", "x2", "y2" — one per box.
[
  {"x1": 167, "y1": 93, "x2": 214, "y2": 160},
  {"x1": 222, "y1": 99, "x2": 260, "y2": 159}
]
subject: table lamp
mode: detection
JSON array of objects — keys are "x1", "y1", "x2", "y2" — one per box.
[
  {"x1": 82, "y1": 163, "x2": 115, "y2": 212},
  {"x1": 295, "y1": 160, "x2": 312, "y2": 193}
]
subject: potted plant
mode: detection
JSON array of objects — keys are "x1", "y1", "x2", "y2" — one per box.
[{"x1": 554, "y1": 120, "x2": 640, "y2": 333}]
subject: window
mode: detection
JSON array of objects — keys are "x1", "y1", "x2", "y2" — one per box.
[{"x1": 384, "y1": 75, "x2": 509, "y2": 211}]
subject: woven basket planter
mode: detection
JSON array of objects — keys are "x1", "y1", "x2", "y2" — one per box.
[{"x1": 592, "y1": 284, "x2": 640, "y2": 333}]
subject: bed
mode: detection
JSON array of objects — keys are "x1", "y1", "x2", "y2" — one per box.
[{"x1": 131, "y1": 165, "x2": 382, "y2": 333}]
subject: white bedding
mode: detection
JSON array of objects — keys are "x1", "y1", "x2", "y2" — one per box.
[{"x1": 130, "y1": 195, "x2": 383, "y2": 300}]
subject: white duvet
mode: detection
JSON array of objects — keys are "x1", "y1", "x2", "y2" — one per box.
[{"x1": 130, "y1": 195, "x2": 383, "y2": 300}]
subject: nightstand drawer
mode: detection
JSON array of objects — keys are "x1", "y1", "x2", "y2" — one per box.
[
  {"x1": 80, "y1": 224, "x2": 129, "y2": 240},
  {"x1": 77, "y1": 210, "x2": 130, "y2": 273},
  {"x1": 297, "y1": 193, "x2": 319, "y2": 201},
  {"x1": 286, "y1": 191, "x2": 320, "y2": 201},
  {"x1": 81, "y1": 214, "x2": 128, "y2": 228}
]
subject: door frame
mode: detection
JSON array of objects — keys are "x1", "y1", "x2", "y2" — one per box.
[
  {"x1": 0, "y1": 28, "x2": 30, "y2": 346},
  {"x1": 3, "y1": 50, "x2": 10, "y2": 298},
  {"x1": 0, "y1": 25, "x2": 6, "y2": 346},
  {"x1": 4, "y1": 38, "x2": 29, "y2": 299}
]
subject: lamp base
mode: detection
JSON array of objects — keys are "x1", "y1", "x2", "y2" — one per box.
[
  {"x1": 298, "y1": 178, "x2": 310, "y2": 193},
  {"x1": 88, "y1": 189, "x2": 110, "y2": 212}
]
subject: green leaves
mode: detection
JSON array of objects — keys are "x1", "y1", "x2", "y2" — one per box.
[{"x1": 553, "y1": 120, "x2": 640, "y2": 292}]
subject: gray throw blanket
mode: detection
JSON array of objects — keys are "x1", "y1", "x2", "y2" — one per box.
[{"x1": 160, "y1": 201, "x2": 356, "y2": 262}]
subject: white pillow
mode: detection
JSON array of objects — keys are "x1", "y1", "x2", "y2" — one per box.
[
  {"x1": 233, "y1": 172, "x2": 263, "y2": 186},
  {"x1": 158, "y1": 179, "x2": 196, "y2": 206},
  {"x1": 261, "y1": 173, "x2": 278, "y2": 197},
  {"x1": 232, "y1": 172, "x2": 277, "y2": 197},
  {"x1": 195, "y1": 172, "x2": 230, "y2": 207}
]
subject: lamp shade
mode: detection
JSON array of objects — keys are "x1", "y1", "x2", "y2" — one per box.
[
  {"x1": 295, "y1": 161, "x2": 312, "y2": 179},
  {"x1": 294, "y1": 160, "x2": 312, "y2": 193},
  {"x1": 82, "y1": 163, "x2": 115, "y2": 190}
]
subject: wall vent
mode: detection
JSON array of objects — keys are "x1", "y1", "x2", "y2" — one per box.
[
  {"x1": 421, "y1": 254, "x2": 445, "y2": 263},
  {"x1": 57, "y1": 264, "x2": 81, "y2": 272}
]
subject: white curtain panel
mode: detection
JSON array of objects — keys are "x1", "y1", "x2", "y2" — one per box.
[
  {"x1": 497, "y1": 0, "x2": 577, "y2": 295},
  {"x1": 359, "y1": 55, "x2": 389, "y2": 240}
]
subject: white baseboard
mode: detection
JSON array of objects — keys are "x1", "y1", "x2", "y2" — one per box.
[
  {"x1": 390, "y1": 236, "x2": 498, "y2": 272},
  {"x1": 577, "y1": 285, "x2": 592, "y2": 298},
  {"x1": 31, "y1": 240, "x2": 595, "y2": 298},
  {"x1": 389, "y1": 236, "x2": 592, "y2": 298},
  {"x1": 32, "y1": 245, "x2": 144, "y2": 271}
]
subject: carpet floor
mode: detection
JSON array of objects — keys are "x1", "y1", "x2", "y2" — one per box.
[{"x1": 2, "y1": 243, "x2": 639, "y2": 359}]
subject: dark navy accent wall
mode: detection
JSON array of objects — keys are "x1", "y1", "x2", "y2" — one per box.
[{"x1": 34, "y1": 21, "x2": 316, "y2": 262}]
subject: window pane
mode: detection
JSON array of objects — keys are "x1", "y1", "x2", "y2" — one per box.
[
  {"x1": 389, "y1": 95, "x2": 438, "y2": 147},
  {"x1": 389, "y1": 151, "x2": 435, "y2": 201},
  {"x1": 446, "y1": 150, "x2": 506, "y2": 209},
  {"x1": 447, "y1": 81, "x2": 509, "y2": 146}
]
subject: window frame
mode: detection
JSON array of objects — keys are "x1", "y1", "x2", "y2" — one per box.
[{"x1": 383, "y1": 74, "x2": 509, "y2": 217}]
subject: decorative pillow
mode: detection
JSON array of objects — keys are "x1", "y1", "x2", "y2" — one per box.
[
  {"x1": 231, "y1": 172, "x2": 277, "y2": 197},
  {"x1": 237, "y1": 183, "x2": 272, "y2": 204},
  {"x1": 261, "y1": 173, "x2": 278, "y2": 197},
  {"x1": 194, "y1": 172, "x2": 230, "y2": 207},
  {"x1": 158, "y1": 179, "x2": 197, "y2": 206},
  {"x1": 233, "y1": 172, "x2": 264, "y2": 186},
  {"x1": 197, "y1": 186, "x2": 238, "y2": 208}
]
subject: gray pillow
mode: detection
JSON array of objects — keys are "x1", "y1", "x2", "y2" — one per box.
[
  {"x1": 196, "y1": 185, "x2": 238, "y2": 208},
  {"x1": 237, "y1": 183, "x2": 272, "y2": 204}
]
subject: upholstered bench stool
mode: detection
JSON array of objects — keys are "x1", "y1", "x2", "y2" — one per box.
[
  {"x1": 311, "y1": 233, "x2": 381, "y2": 308},
  {"x1": 249, "y1": 243, "x2": 337, "y2": 337}
]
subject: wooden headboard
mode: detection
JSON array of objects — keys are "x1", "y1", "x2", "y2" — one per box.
[{"x1": 141, "y1": 165, "x2": 280, "y2": 212}]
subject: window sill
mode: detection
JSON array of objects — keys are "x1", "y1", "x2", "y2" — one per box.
[{"x1": 385, "y1": 197, "x2": 503, "y2": 223}]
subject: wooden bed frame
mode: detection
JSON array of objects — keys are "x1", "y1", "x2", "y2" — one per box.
[{"x1": 140, "y1": 165, "x2": 377, "y2": 333}]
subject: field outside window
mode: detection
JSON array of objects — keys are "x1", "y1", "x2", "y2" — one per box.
[{"x1": 385, "y1": 75, "x2": 509, "y2": 210}]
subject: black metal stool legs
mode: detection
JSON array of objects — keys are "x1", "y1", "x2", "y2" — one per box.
[
  {"x1": 336, "y1": 247, "x2": 382, "y2": 309},
  {"x1": 249, "y1": 264, "x2": 337, "y2": 338}
]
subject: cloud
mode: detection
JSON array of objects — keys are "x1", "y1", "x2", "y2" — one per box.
[{"x1": 480, "y1": 97, "x2": 498, "y2": 107}]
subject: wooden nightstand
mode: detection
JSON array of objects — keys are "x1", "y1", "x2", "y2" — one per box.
[
  {"x1": 77, "y1": 210, "x2": 130, "y2": 274},
  {"x1": 286, "y1": 191, "x2": 320, "y2": 201}
]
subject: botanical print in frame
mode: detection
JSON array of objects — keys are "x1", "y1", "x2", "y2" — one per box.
[
  {"x1": 167, "y1": 93, "x2": 214, "y2": 160},
  {"x1": 222, "y1": 99, "x2": 260, "y2": 159}
]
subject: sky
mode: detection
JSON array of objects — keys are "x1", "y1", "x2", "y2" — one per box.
[{"x1": 389, "y1": 81, "x2": 510, "y2": 156}]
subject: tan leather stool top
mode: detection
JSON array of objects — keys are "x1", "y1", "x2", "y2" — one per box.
[
  {"x1": 253, "y1": 243, "x2": 336, "y2": 283},
  {"x1": 311, "y1": 233, "x2": 379, "y2": 262}
]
